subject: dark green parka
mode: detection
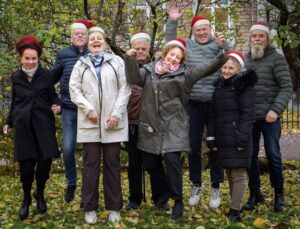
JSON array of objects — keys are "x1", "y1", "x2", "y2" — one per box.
[
  {"x1": 124, "y1": 55, "x2": 225, "y2": 155},
  {"x1": 245, "y1": 48, "x2": 293, "y2": 120}
]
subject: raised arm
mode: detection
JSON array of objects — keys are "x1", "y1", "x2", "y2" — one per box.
[
  {"x1": 124, "y1": 49, "x2": 147, "y2": 87},
  {"x1": 165, "y1": 2, "x2": 183, "y2": 42},
  {"x1": 185, "y1": 51, "x2": 226, "y2": 88}
]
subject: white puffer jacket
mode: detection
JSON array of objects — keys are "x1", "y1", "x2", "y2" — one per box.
[{"x1": 69, "y1": 51, "x2": 131, "y2": 143}]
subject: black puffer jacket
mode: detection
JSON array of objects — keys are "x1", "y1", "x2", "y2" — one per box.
[
  {"x1": 207, "y1": 70, "x2": 257, "y2": 169},
  {"x1": 52, "y1": 45, "x2": 89, "y2": 110}
]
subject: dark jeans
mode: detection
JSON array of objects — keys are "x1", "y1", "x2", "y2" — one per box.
[
  {"x1": 62, "y1": 108, "x2": 78, "y2": 186},
  {"x1": 81, "y1": 142, "x2": 122, "y2": 211},
  {"x1": 143, "y1": 152, "x2": 182, "y2": 201},
  {"x1": 188, "y1": 101, "x2": 224, "y2": 187},
  {"x1": 248, "y1": 119, "x2": 284, "y2": 194}
]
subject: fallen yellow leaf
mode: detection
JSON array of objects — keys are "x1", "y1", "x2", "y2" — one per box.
[
  {"x1": 253, "y1": 217, "x2": 267, "y2": 228},
  {"x1": 128, "y1": 211, "x2": 139, "y2": 217}
]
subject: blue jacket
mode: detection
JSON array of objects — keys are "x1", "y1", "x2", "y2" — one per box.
[{"x1": 53, "y1": 44, "x2": 89, "y2": 110}]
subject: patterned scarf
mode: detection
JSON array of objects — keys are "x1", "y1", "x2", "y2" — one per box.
[
  {"x1": 154, "y1": 60, "x2": 179, "y2": 75},
  {"x1": 90, "y1": 53, "x2": 104, "y2": 67}
]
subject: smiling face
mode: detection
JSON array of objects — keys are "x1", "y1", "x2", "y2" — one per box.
[
  {"x1": 71, "y1": 28, "x2": 88, "y2": 50},
  {"x1": 193, "y1": 24, "x2": 211, "y2": 44},
  {"x1": 162, "y1": 46, "x2": 184, "y2": 65},
  {"x1": 20, "y1": 48, "x2": 39, "y2": 70},
  {"x1": 132, "y1": 39, "x2": 150, "y2": 64},
  {"x1": 88, "y1": 32, "x2": 107, "y2": 54},
  {"x1": 221, "y1": 58, "x2": 240, "y2": 79}
]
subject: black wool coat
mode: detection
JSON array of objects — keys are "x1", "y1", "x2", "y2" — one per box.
[
  {"x1": 6, "y1": 66, "x2": 61, "y2": 161},
  {"x1": 207, "y1": 70, "x2": 257, "y2": 169}
]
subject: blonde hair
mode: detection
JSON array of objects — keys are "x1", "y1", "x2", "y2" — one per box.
[{"x1": 161, "y1": 44, "x2": 187, "y2": 63}]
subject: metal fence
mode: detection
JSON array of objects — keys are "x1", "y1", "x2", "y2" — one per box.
[{"x1": 282, "y1": 76, "x2": 300, "y2": 129}]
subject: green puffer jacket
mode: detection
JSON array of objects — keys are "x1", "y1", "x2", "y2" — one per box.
[
  {"x1": 124, "y1": 55, "x2": 225, "y2": 155},
  {"x1": 245, "y1": 48, "x2": 293, "y2": 120},
  {"x1": 166, "y1": 19, "x2": 229, "y2": 102}
]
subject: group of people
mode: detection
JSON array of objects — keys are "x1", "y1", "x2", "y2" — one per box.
[{"x1": 3, "y1": 3, "x2": 293, "y2": 225}]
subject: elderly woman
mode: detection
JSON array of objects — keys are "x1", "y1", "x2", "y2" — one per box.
[
  {"x1": 125, "y1": 38, "x2": 226, "y2": 220},
  {"x1": 206, "y1": 50, "x2": 257, "y2": 222},
  {"x1": 3, "y1": 35, "x2": 61, "y2": 220},
  {"x1": 69, "y1": 26, "x2": 131, "y2": 224}
]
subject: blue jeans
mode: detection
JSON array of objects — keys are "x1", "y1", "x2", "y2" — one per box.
[
  {"x1": 62, "y1": 108, "x2": 78, "y2": 186},
  {"x1": 188, "y1": 101, "x2": 224, "y2": 187},
  {"x1": 249, "y1": 119, "x2": 283, "y2": 194}
]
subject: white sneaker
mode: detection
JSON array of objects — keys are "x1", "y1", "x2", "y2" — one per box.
[
  {"x1": 188, "y1": 184, "x2": 204, "y2": 206},
  {"x1": 108, "y1": 211, "x2": 121, "y2": 222},
  {"x1": 85, "y1": 211, "x2": 97, "y2": 224},
  {"x1": 209, "y1": 188, "x2": 221, "y2": 209}
]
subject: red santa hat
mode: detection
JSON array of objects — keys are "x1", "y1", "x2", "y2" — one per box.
[
  {"x1": 164, "y1": 38, "x2": 186, "y2": 51},
  {"x1": 191, "y1": 16, "x2": 210, "y2": 29},
  {"x1": 226, "y1": 50, "x2": 245, "y2": 69},
  {"x1": 130, "y1": 32, "x2": 151, "y2": 45},
  {"x1": 16, "y1": 34, "x2": 43, "y2": 57},
  {"x1": 71, "y1": 19, "x2": 95, "y2": 31},
  {"x1": 250, "y1": 21, "x2": 270, "y2": 35}
]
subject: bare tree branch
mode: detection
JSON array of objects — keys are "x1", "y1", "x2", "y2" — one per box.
[{"x1": 83, "y1": 0, "x2": 91, "y2": 20}]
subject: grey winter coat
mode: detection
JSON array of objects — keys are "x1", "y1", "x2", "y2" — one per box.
[
  {"x1": 245, "y1": 48, "x2": 293, "y2": 120},
  {"x1": 165, "y1": 19, "x2": 230, "y2": 102},
  {"x1": 124, "y1": 54, "x2": 225, "y2": 155}
]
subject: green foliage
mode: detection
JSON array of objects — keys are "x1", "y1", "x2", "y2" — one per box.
[{"x1": 0, "y1": 164, "x2": 299, "y2": 228}]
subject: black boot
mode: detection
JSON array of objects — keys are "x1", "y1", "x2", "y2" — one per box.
[
  {"x1": 34, "y1": 183, "x2": 47, "y2": 213},
  {"x1": 19, "y1": 183, "x2": 32, "y2": 220},
  {"x1": 226, "y1": 209, "x2": 241, "y2": 222},
  {"x1": 171, "y1": 200, "x2": 184, "y2": 220},
  {"x1": 64, "y1": 184, "x2": 76, "y2": 203},
  {"x1": 242, "y1": 191, "x2": 264, "y2": 210},
  {"x1": 274, "y1": 192, "x2": 285, "y2": 212},
  {"x1": 19, "y1": 198, "x2": 32, "y2": 220}
]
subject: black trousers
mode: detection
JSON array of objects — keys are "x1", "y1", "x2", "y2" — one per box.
[
  {"x1": 19, "y1": 159, "x2": 52, "y2": 186},
  {"x1": 143, "y1": 151, "x2": 183, "y2": 202},
  {"x1": 125, "y1": 125, "x2": 162, "y2": 204}
]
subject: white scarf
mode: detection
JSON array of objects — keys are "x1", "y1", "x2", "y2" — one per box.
[{"x1": 22, "y1": 65, "x2": 38, "y2": 78}]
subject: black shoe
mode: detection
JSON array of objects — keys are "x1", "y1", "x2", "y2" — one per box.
[
  {"x1": 19, "y1": 199, "x2": 31, "y2": 220},
  {"x1": 155, "y1": 194, "x2": 170, "y2": 211},
  {"x1": 64, "y1": 184, "x2": 76, "y2": 203},
  {"x1": 274, "y1": 193, "x2": 285, "y2": 212},
  {"x1": 125, "y1": 201, "x2": 141, "y2": 211},
  {"x1": 242, "y1": 192, "x2": 264, "y2": 211},
  {"x1": 226, "y1": 209, "x2": 241, "y2": 222},
  {"x1": 171, "y1": 201, "x2": 184, "y2": 220},
  {"x1": 33, "y1": 191, "x2": 47, "y2": 213}
]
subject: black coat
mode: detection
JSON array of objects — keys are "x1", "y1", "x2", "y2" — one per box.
[
  {"x1": 6, "y1": 66, "x2": 61, "y2": 161},
  {"x1": 207, "y1": 70, "x2": 257, "y2": 169}
]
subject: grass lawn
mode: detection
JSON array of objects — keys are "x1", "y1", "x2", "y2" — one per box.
[{"x1": 0, "y1": 160, "x2": 299, "y2": 229}]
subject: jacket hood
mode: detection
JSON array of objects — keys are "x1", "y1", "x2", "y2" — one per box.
[{"x1": 214, "y1": 69, "x2": 258, "y2": 93}]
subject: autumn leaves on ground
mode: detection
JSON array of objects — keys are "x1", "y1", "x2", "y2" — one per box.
[{"x1": 0, "y1": 160, "x2": 299, "y2": 229}]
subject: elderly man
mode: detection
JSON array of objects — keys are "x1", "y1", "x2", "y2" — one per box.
[
  {"x1": 53, "y1": 19, "x2": 94, "y2": 203},
  {"x1": 243, "y1": 22, "x2": 293, "y2": 212},
  {"x1": 166, "y1": 4, "x2": 226, "y2": 208},
  {"x1": 125, "y1": 32, "x2": 169, "y2": 211}
]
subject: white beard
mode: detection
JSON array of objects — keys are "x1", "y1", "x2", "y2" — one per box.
[{"x1": 251, "y1": 44, "x2": 266, "y2": 60}]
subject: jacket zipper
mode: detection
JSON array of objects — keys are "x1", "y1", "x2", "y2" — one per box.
[{"x1": 98, "y1": 71, "x2": 103, "y2": 139}]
